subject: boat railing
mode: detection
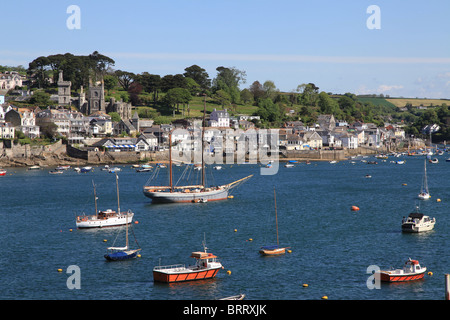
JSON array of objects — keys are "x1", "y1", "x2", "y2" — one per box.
[{"x1": 153, "y1": 264, "x2": 186, "y2": 271}]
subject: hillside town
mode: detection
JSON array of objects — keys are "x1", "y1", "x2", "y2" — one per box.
[{"x1": 0, "y1": 70, "x2": 426, "y2": 167}]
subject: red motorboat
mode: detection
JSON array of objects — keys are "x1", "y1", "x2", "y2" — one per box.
[{"x1": 377, "y1": 258, "x2": 427, "y2": 282}]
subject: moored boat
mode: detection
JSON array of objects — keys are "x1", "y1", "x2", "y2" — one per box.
[
  {"x1": 418, "y1": 159, "x2": 430, "y2": 200},
  {"x1": 28, "y1": 165, "x2": 40, "y2": 170},
  {"x1": 402, "y1": 206, "x2": 436, "y2": 233},
  {"x1": 259, "y1": 188, "x2": 289, "y2": 256},
  {"x1": 76, "y1": 177, "x2": 134, "y2": 229},
  {"x1": 153, "y1": 240, "x2": 223, "y2": 283},
  {"x1": 81, "y1": 166, "x2": 93, "y2": 173},
  {"x1": 56, "y1": 165, "x2": 70, "y2": 170},
  {"x1": 0, "y1": 169, "x2": 6, "y2": 176},
  {"x1": 143, "y1": 97, "x2": 252, "y2": 204},
  {"x1": 376, "y1": 258, "x2": 427, "y2": 282},
  {"x1": 219, "y1": 294, "x2": 246, "y2": 300}
]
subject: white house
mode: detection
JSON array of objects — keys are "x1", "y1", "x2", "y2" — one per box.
[
  {"x1": 4, "y1": 108, "x2": 40, "y2": 138},
  {"x1": 209, "y1": 108, "x2": 230, "y2": 127},
  {"x1": 0, "y1": 72, "x2": 23, "y2": 90},
  {"x1": 35, "y1": 109, "x2": 71, "y2": 137},
  {"x1": 338, "y1": 132, "x2": 358, "y2": 149},
  {"x1": 0, "y1": 122, "x2": 15, "y2": 139}
]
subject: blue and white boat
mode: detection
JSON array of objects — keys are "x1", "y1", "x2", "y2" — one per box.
[{"x1": 104, "y1": 173, "x2": 141, "y2": 261}]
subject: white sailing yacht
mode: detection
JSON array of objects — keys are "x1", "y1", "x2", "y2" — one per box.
[{"x1": 418, "y1": 159, "x2": 430, "y2": 200}]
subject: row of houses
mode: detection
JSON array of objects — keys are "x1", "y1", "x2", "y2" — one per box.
[
  {"x1": 0, "y1": 105, "x2": 148, "y2": 143},
  {"x1": 1, "y1": 101, "x2": 408, "y2": 154}
]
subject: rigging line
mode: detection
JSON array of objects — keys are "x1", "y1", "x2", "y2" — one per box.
[{"x1": 130, "y1": 226, "x2": 141, "y2": 249}]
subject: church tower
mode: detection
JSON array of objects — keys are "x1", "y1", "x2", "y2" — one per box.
[
  {"x1": 87, "y1": 78, "x2": 105, "y2": 114},
  {"x1": 57, "y1": 71, "x2": 71, "y2": 106}
]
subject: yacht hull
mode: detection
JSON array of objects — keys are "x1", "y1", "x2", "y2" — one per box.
[{"x1": 143, "y1": 187, "x2": 228, "y2": 203}]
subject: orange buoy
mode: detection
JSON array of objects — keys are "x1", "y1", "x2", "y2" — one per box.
[{"x1": 351, "y1": 206, "x2": 360, "y2": 211}]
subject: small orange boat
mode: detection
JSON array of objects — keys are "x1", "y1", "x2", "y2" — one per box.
[
  {"x1": 153, "y1": 241, "x2": 223, "y2": 283},
  {"x1": 376, "y1": 258, "x2": 427, "y2": 282}
]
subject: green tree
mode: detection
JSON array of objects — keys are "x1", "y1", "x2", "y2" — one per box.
[
  {"x1": 212, "y1": 66, "x2": 246, "y2": 104},
  {"x1": 249, "y1": 81, "x2": 265, "y2": 101},
  {"x1": 240, "y1": 88, "x2": 254, "y2": 105},
  {"x1": 317, "y1": 91, "x2": 338, "y2": 114},
  {"x1": 115, "y1": 70, "x2": 135, "y2": 90},
  {"x1": 256, "y1": 98, "x2": 283, "y2": 124},
  {"x1": 29, "y1": 91, "x2": 52, "y2": 106},
  {"x1": 163, "y1": 88, "x2": 192, "y2": 116},
  {"x1": 103, "y1": 74, "x2": 118, "y2": 91},
  {"x1": 213, "y1": 89, "x2": 231, "y2": 107},
  {"x1": 263, "y1": 80, "x2": 277, "y2": 99},
  {"x1": 297, "y1": 83, "x2": 319, "y2": 106},
  {"x1": 183, "y1": 65, "x2": 211, "y2": 90},
  {"x1": 109, "y1": 112, "x2": 121, "y2": 122}
]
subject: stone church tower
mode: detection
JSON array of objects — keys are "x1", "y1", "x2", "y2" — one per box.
[
  {"x1": 57, "y1": 71, "x2": 71, "y2": 106},
  {"x1": 87, "y1": 78, "x2": 105, "y2": 114}
]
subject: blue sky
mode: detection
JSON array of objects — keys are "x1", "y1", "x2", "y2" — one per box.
[{"x1": 1, "y1": 1, "x2": 450, "y2": 98}]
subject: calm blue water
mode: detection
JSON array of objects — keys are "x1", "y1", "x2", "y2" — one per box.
[{"x1": 1, "y1": 155, "x2": 449, "y2": 300}]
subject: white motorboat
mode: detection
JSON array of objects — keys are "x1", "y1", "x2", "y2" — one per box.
[{"x1": 402, "y1": 206, "x2": 436, "y2": 233}]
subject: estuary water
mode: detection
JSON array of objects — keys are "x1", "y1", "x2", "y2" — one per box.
[{"x1": 1, "y1": 155, "x2": 448, "y2": 300}]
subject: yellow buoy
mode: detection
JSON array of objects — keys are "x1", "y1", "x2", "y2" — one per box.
[
  {"x1": 302, "y1": 284, "x2": 308, "y2": 287},
  {"x1": 436, "y1": 199, "x2": 441, "y2": 202},
  {"x1": 234, "y1": 229, "x2": 237, "y2": 232},
  {"x1": 227, "y1": 270, "x2": 231, "y2": 275},
  {"x1": 321, "y1": 296, "x2": 328, "y2": 300},
  {"x1": 69, "y1": 229, "x2": 73, "y2": 232},
  {"x1": 228, "y1": 195, "x2": 234, "y2": 199},
  {"x1": 248, "y1": 238, "x2": 253, "y2": 241},
  {"x1": 402, "y1": 183, "x2": 407, "y2": 186},
  {"x1": 287, "y1": 249, "x2": 292, "y2": 253},
  {"x1": 57, "y1": 268, "x2": 63, "y2": 273},
  {"x1": 428, "y1": 271, "x2": 433, "y2": 276},
  {"x1": 137, "y1": 254, "x2": 141, "y2": 258},
  {"x1": 103, "y1": 239, "x2": 107, "y2": 242}
]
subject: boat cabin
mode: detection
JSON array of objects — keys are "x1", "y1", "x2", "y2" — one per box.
[
  {"x1": 190, "y1": 251, "x2": 218, "y2": 268},
  {"x1": 402, "y1": 212, "x2": 434, "y2": 225},
  {"x1": 404, "y1": 259, "x2": 423, "y2": 273}
]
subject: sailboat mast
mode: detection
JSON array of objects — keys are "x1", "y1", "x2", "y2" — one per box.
[
  {"x1": 169, "y1": 131, "x2": 173, "y2": 192},
  {"x1": 116, "y1": 173, "x2": 120, "y2": 214},
  {"x1": 274, "y1": 188, "x2": 279, "y2": 246},
  {"x1": 93, "y1": 180, "x2": 98, "y2": 217},
  {"x1": 201, "y1": 94, "x2": 206, "y2": 188}
]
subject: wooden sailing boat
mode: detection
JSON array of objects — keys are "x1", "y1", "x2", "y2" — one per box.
[
  {"x1": 76, "y1": 179, "x2": 134, "y2": 229},
  {"x1": 259, "y1": 188, "x2": 289, "y2": 256},
  {"x1": 143, "y1": 95, "x2": 252, "y2": 203},
  {"x1": 418, "y1": 158, "x2": 430, "y2": 200},
  {"x1": 104, "y1": 173, "x2": 141, "y2": 261}
]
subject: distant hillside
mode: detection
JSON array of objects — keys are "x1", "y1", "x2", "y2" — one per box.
[
  {"x1": 386, "y1": 98, "x2": 450, "y2": 108},
  {"x1": 356, "y1": 97, "x2": 396, "y2": 108}
]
